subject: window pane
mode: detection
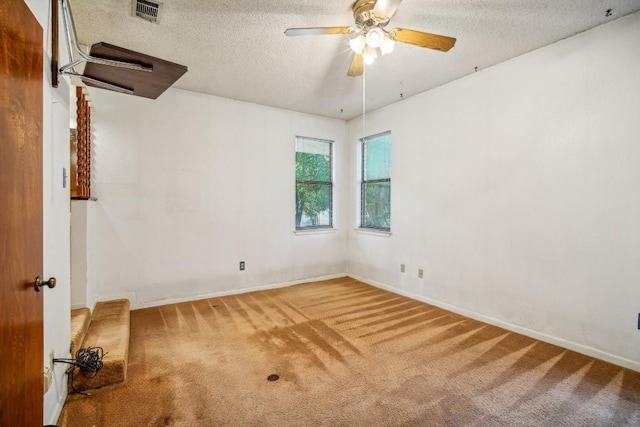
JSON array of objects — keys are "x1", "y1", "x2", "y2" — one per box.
[
  {"x1": 362, "y1": 181, "x2": 390, "y2": 229},
  {"x1": 296, "y1": 138, "x2": 331, "y2": 182},
  {"x1": 364, "y1": 133, "x2": 391, "y2": 180},
  {"x1": 296, "y1": 183, "x2": 332, "y2": 228}
]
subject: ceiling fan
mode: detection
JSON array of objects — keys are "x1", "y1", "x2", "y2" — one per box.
[{"x1": 285, "y1": 0, "x2": 456, "y2": 77}]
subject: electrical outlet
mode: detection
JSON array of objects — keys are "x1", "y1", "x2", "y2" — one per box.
[
  {"x1": 400, "y1": 264, "x2": 405, "y2": 273},
  {"x1": 43, "y1": 348, "x2": 55, "y2": 394},
  {"x1": 418, "y1": 269, "x2": 424, "y2": 279},
  {"x1": 43, "y1": 367, "x2": 53, "y2": 394},
  {"x1": 239, "y1": 261, "x2": 245, "y2": 271}
]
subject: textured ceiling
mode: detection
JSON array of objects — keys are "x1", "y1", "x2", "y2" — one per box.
[{"x1": 69, "y1": 0, "x2": 640, "y2": 120}]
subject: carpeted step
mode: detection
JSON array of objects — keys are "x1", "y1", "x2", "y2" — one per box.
[
  {"x1": 73, "y1": 299, "x2": 130, "y2": 391},
  {"x1": 70, "y1": 307, "x2": 91, "y2": 357}
]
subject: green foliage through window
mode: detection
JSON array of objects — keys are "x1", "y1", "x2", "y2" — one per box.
[
  {"x1": 296, "y1": 138, "x2": 333, "y2": 228},
  {"x1": 361, "y1": 132, "x2": 391, "y2": 230}
]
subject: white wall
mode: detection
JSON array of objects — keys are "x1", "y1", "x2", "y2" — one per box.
[
  {"x1": 88, "y1": 88, "x2": 348, "y2": 307},
  {"x1": 70, "y1": 201, "x2": 87, "y2": 308},
  {"x1": 348, "y1": 12, "x2": 640, "y2": 370},
  {"x1": 71, "y1": 200, "x2": 97, "y2": 310},
  {"x1": 43, "y1": 83, "x2": 71, "y2": 426},
  {"x1": 24, "y1": 0, "x2": 72, "y2": 424}
]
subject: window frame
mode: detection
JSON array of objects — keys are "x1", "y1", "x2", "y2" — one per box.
[
  {"x1": 360, "y1": 131, "x2": 391, "y2": 231},
  {"x1": 295, "y1": 136, "x2": 334, "y2": 230}
]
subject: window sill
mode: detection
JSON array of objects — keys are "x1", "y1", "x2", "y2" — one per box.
[
  {"x1": 354, "y1": 228, "x2": 392, "y2": 237},
  {"x1": 293, "y1": 228, "x2": 337, "y2": 236}
]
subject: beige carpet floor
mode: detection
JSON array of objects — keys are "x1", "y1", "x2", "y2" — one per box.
[{"x1": 59, "y1": 277, "x2": 640, "y2": 426}]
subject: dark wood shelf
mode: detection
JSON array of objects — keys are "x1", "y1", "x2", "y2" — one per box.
[{"x1": 82, "y1": 42, "x2": 187, "y2": 99}]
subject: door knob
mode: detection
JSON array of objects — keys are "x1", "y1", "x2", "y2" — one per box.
[{"x1": 35, "y1": 276, "x2": 56, "y2": 292}]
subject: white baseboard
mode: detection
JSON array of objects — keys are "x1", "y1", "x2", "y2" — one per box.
[
  {"x1": 349, "y1": 274, "x2": 640, "y2": 373},
  {"x1": 46, "y1": 383, "x2": 67, "y2": 426},
  {"x1": 99, "y1": 273, "x2": 348, "y2": 310},
  {"x1": 48, "y1": 400, "x2": 64, "y2": 426},
  {"x1": 70, "y1": 300, "x2": 98, "y2": 312}
]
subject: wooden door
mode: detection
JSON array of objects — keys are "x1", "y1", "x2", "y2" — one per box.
[{"x1": 0, "y1": 0, "x2": 45, "y2": 426}]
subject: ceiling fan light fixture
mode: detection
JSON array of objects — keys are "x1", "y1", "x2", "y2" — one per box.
[
  {"x1": 363, "y1": 46, "x2": 378, "y2": 65},
  {"x1": 365, "y1": 26, "x2": 384, "y2": 48},
  {"x1": 380, "y1": 36, "x2": 395, "y2": 55},
  {"x1": 283, "y1": 0, "x2": 457, "y2": 78},
  {"x1": 349, "y1": 35, "x2": 367, "y2": 54}
]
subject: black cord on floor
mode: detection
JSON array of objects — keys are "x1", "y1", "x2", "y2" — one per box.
[{"x1": 54, "y1": 347, "x2": 106, "y2": 395}]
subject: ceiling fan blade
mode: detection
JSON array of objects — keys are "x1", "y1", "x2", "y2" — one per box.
[
  {"x1": 347, "y1": 53, "x2": 363, "y2": 77},
  {"x1": 372, "y1": 0, "x2": 404, "y2": 20},
  {"x1": 285, "y1": 27, "x2": 354, "y2": 37},
  {"x1": 391, "y1": 28, "x2": 456, "y2": 52}
]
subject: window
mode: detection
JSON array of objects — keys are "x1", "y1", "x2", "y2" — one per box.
[
  {"x1": 295, "y1": 137, "x2": 333, "y2": 229},
  {"x1": 361, "y1": 132, "x2": 391, "y2": 230}
]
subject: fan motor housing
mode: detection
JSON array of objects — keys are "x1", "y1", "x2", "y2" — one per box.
[{"x1": 352, "y1": 0, "x2": 390, "y2": 28}]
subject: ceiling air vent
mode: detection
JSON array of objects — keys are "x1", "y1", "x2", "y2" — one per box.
[{"x1": 134, "y1": 0, "x2": 161, "y2": 23}]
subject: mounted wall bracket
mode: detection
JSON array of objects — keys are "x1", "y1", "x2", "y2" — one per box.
[
  {"x1": 55, "y1": 0, "x2": 187, "y2": 99},
  {"x1": 57, "y1": 0, "x2": 151, "y2": 95}
]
